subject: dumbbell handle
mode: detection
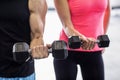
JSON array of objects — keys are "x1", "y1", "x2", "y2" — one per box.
[
  {"x1": 96, "y1": 40, "x2": 100, "y2": 43},
  {"x1": 48, "y1": 48, "x2": 52, "y2": 53}
]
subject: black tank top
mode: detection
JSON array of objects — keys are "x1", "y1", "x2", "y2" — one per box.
[{"x1": 0, "y1": 0, "x2": 34, "y2": 77}]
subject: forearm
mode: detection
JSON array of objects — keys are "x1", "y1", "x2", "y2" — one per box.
[
  {"x1": 54, "y1": 0, "x2": 85, "y2": 38},
  {"x1": 54, "y1": 0, "x2": 71, "y2": 27},
  {"x1": 30, "y1": 13, "x2": 44, "y2": 39},
  {"x1": 29, "y1": 0, "x2": 47, "y2": 39},
  {"x1": 54, "y1": 0, "x2": 76, "y2": 36}
]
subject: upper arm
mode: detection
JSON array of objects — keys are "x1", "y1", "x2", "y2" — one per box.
[
  {"x1": 54, "y1": 0, "x2": 73, "y2": 27},
  {"x1": 28, "y1": 0, "x2": 48, "y2": 38},
  {"x1": 107, "y1": 0, "x2": 111, "y2": 12},
  {"x1": 28, "y1": 0, "x2": 47, "y2": 19},
  {"x1": 54, "y1": 0, "x2": 70, "y2": 17},
  {"x1": 103, "y1": 0, "x2": 111, "y2": 33}
]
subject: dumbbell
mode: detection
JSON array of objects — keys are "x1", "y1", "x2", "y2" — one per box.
[
  {"x1": 12, "y1": 40, "x2": 68, "y2": 63},
  {"x1": 68, "y1": 35, "x2": 110, "y2": 49}
]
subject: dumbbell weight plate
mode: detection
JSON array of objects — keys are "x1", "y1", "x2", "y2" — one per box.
[
  {"x1": 68, "y1": 36, "x2": 82, "y2": 49},
  {"x1": 97, "y1": 35, "x2": 110, "y2": 47},
  {"x1": 52, "y1": 40, "x2": 68, "y2": 60},
  {"x1": 12, "y1": 42, "x2": 31, "y2": 63}
]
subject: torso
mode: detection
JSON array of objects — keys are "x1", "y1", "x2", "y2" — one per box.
[
  {"x1": 0, "y1": 0, "x2": 30, "y2": 21},
  {"x1": 0, "y1": 0, "x2": 34, "y2": 77},
  {"x1": 60, "y1": 0, "x2": 108, "y2": 51}
]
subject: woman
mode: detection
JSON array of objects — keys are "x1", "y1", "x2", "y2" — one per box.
[
  {"x1": 53, "y1": 0, "x2": 110, "y2": 80},
  {"x1": 0, "y1": 0, "x2": 48, "y2": 80}
]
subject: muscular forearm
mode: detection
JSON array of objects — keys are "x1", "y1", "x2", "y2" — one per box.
[
  {"x1": 28, "y1": 0, "x2": 48, "y2": 59},
  {"x1": 29, "y1": 0, "x2": 47, "y2": 39},
  {"x1": 30, "y1": 13, "x2": 44, "y2": 39}
]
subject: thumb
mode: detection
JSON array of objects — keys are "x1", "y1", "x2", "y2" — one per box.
[{"x1": 46, "y1": 44, "x2": 51, "y2": 49}]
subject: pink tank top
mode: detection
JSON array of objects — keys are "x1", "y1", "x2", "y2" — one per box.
[{"x1": 59, "y1": 0, "x2": 108, "y2": 52}]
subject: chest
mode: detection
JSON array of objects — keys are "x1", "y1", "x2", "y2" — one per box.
[
  {"x1": 68, "y1": 0, "x2": 108, "y2": 13},
  {"x1": 0, "y1": 0, "x2": 30, "y2": 20}
]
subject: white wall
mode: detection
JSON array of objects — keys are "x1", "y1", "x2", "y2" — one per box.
[{"x1": 110, "y1": 0, "x2": 120, "y2": 7}]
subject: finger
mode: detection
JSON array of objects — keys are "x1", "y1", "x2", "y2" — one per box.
[
  {"x1": 43, "y1": 47, "x2": 49, "y2": 57},
  {"x1": 86, "y1": 40, "x2": 91, "y2": 50},
  {"x1": 33, "y1": 46, "x2": 43, "y2": 59},
  {"x1": 88, "y1": 41, "x2": 94, "y2": 50},
  {"x1": 38, "y1": 46, "x2": 49, "y2": 58},
  {"x1": 91, "y1": 41, "x2": 96, "y2": 49},
  {"x1": 81, "y1": 42, "x2": 88, "y2": 50},
  {"x1": 31, "y1": 46, "x2": 47, "y2": 59},
  {"x1": 31, "y1": 47, "x2": 36, "y2": 57},
  {"x1": 38, "y1": 45, "x2": 45, "y2": 58},
  {"x1": 83, "y1": 38, "x2": 90, "y2": 50},
  {"x1": 90, "y1": 39, "x2": 96, "y2": 49},
  {"x1": 87, "y1": 39, "x2": 95, "y2": 50}
]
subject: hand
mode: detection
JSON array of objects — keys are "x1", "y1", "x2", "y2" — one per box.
[
  {"x1": 81, "y1": 37, "x2": 96, "y2": 50},
  {"x1": 30, "y1": 37, "x2": 49, "y2": 59},
  {"x1": 64, "y1": 27, "x2": 96, "y2": 50}
]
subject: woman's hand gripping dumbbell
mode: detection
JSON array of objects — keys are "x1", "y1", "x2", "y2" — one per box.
[{"x1": 68, "y1": 35, "x2": 110, "y2": 50}]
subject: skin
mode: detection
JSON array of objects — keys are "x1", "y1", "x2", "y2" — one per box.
[
  {"x1": 54, "y1": 0, "x2": 110, "y2": 50},
  {"x1": 103, "y1": 0, "x2": 111, "y2": 34},
  {"x1": 28, "y1": 0, "x2": 48, "y2": 59}
]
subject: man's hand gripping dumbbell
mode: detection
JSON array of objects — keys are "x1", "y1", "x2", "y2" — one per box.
[
  {"x1": 68, "y1": 35, "x2": 110, "y2": 49},
  {"x1": 12, "y1": 40, "x2": 68, "y2": 63}
]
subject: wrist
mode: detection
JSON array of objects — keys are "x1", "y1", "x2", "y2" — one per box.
[
  {"x1": 63, "y1": 27, "x2": 75, "y2": 38},
  {"x1": 31, "y1": 33, "x2": 43, "y2": 39},
  {"x1": 30, "y1": 36, "x2": 44, "y2": 46}
]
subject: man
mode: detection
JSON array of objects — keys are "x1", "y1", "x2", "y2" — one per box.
[{"x1": 0, "y1": 0, "x2": 48, "y2": 80}]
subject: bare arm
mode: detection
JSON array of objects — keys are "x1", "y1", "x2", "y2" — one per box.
[
  {"x1": 28, "y1": 0, "x2": 48, "y2": 59},
  {"x1": 54, "y1": 0, "x2": 84, "y2": 38},
  {"x1": 29, "y1": 0, "x2": 47, "y2": 39},
  {"x1": 103, "y1": 0, "x2": 111, "y2": 34}
]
